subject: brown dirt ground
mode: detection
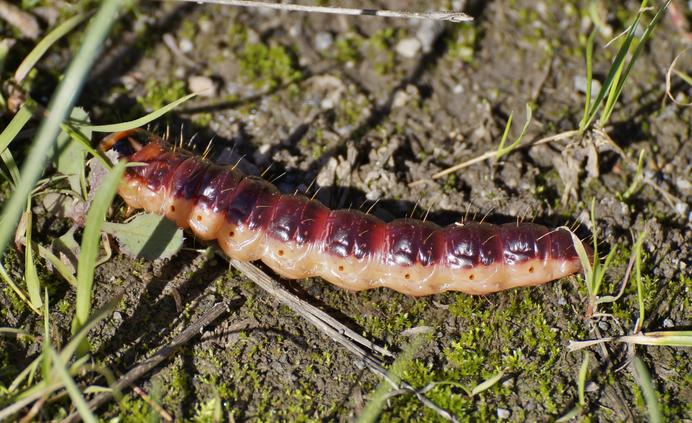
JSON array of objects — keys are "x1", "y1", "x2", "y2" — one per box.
[{"x1": 2, "y1": 0, "x2": 692, "y2": 421}]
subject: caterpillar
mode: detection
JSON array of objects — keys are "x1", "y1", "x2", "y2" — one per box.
[{"x1": 98, "y1": 129, "x2": 591, "y2": 296}]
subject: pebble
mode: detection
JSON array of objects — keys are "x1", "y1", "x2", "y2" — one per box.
[
  {"x1": 246, "y1": 29, "x2": 260, "y2": 45},
  {"x1": 584, "y1": 381, "x2": 600, "y2": 392},
  {"x1": 289, "y1": 25, "x2": 301, "y2": 37},
  {"x1": 315, "y1": 32, "x2": 333, "y2": 51},
  {"x1": 676, "y1": 178, "x2": 692, "y2": 190},
  {"x1": 316, "y1": 157, "x2": 338, "y2": 187},
  {"x1": 675, "y1": 202, "x2": 690, "y2": 216},
  {"x1": 188, "y1": 76, "x2": 216, "y2": 97},
  {"x1": 392, "y1": 90, "x2": 409, "y2": 109},
  {"x1": 395, "y1": 37, "x2": 422, "y2": 58},
  {"x1": 573, "y1": 76, "x2": 602, "y2": 95},
  {"x1": 497, "y1": 408, "x2": 511, "y2": 419},
  {"x1": 179, "y1": 37, "x2": 193, "y2": 53}
]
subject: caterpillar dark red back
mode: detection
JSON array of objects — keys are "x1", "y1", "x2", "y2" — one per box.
[{"x1": 99, "y1": 129, "x2": 592, "y2": 296}]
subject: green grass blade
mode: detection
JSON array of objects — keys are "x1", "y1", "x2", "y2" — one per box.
[
  {"x1": 41, "y1": 288, "x2": 51, "y2": 384},
  {"x1": 673, "y1": 69, "x2": 692, "y2": 86},
  {"x1": 632, "y1": 229, "x2": 647, "y2": 333},
  {"x1": 604, "y1": 0, "x2": 672, "y2": 125},
  {"x1": 0, "y1": 39, "x2": 12, "y2": 111},
  {"x1": 556, "y1": 406, "x2": 583, "y2": 422},
  {"x1": 47, "y1": 347, "x2": 98, "y2": 423},
  {"x1": 592, "y1": 248, "x2": 619, "y2": 304},
  {"x1": 0, "y1": 0, "x2": 125, "y2": 269},
  {"x1": 0, "y1": 327, "x2": 32, "y2": 337},
  {"x1": 633, "y1": 356, "x2": 661, "y2": 423},
  {"x1": 568, "y1": 227, "x2": 593, "y2": 296},
  {"x1": 60, "y1": 122, "x2": 113, "y2": 170},
  {"x1": 619, "y1": 331, "x2": 692, "y2": 347},
  {"x1": 583, "y1": 0, "x2": 647, "y2": 130},
  {"x1": 495, "y1": 111, "x2": 513, "y2": 158},
  {"x1": 0, "y1": 150, "x2": 18, "y2": 189},
  {"x1": 357, "y1": 335, "x2": 428, "y2": 423},
  {"x1": 471, "y1": 367, "x2": 506, "y2": 396},
  {"x1": 71, "y1": 160, "x2": 126, "y2": 353},
  {"x1": 29, "y1": 240, "x2": 78, "y2": 286},
  {"x1": 578, "y1": 27, "x2": 598, "y2": 136},
  {"x1": 61, "y1": 292, "x2": 123, "y2": 365},
  {"x1": 496, "y1": 104, "x2": 532, "y2": 159},
  {"x1": 0, "y1": 103, "x2": 34, "y2": 155},
  {"x1": 23, "y1": 210, "x2": 43, "y2": 311},
  {"x1": 620, "y1": 149, "x2": 645, "y2": 200},
  {"x1": 80, "y1": 92, "x2": 198, "y2": 132},
  {"x1": 599, "y1": 58, "x2": 626, "y2": 126},
  {"x1": 578, "y1": 354, "x2": 589, "y2": 406},
  {"x1": 14, "y1": 12, "x2": 91, "y2": 83},
  {"x1": 0, "y1": 381, "x2": 65, "y2": 421},
  {"x1": 8, "y1": 354, "x2": 41, "y2": 393}
]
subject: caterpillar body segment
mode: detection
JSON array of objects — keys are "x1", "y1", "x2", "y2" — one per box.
[{"x1": 98, "y1": 129, "x2": 590, "y2": 296}]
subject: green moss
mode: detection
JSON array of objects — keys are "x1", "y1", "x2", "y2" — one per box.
[
  {"x1": 445, "y1": 22, "x2": 483, "y2": 64},
  {"x1": 136, "y1": 79, "x2": 187, "y2": 113},
  {"x1": 57, "y1": 298, "x2": 71, "y2": 314},
  {"x1": 226, "y1": 24, "x2": 301, "y2": 90},
  {"x1": 2, "y1": 285, "x2": 26, "y2": 315},
  {"x1": 333, "y1": 35, "x2": 363, "y2": 63},
  {"x1": 369, "y1": 28, "x2": 396, "y2": 51}
]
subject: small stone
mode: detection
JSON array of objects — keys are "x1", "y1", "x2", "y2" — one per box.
[
  {"x1": 584, "y1": 381, "x2": 599, "y2": 392},
  {"x1": 188, "y1": 76, "x2": 216, "y2": 97},
  {"x1": 676, "y1": 178, "x2": 692, "y2": 190},
  {"x1": 392, "y1": 90, "x2": 409, "y2": 109},
  {"x1": 453, "y1": 84, "x2": 464, "y2": 94},
  {"x1": 199, "y1": 20, "x2": 213, "y2": 33},
  {"x1": 574, "y1": 76, "x2": 602, "y2": 95},
  {"x1": 315, "y1": 32, "x2": 333, "y2": 51},
  {"x1": 395, "y1": 37, "x2": 422, "y2": 58},
  {"x1": 663, "y1": 318, "x2": 674, "y2": 328},
  {"x1": 497, "y1": 408, "x2": 511, "y2": 419},
  {"x1": 246, "y1": 29, "x2": 260, "y2": 45},
  {"x1": 179, "y1": 37, "x2": 193, "y2": 53},
  {"x1": 675, "y1": 202, "x2": 690, "y2": 216},
  {"x1": 316, "y1": 157, "x2": 338, "y2": 187}
]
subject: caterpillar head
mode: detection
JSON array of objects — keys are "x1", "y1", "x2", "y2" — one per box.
[{"x1": 97, "y1": 129, "x2": 156, "y2": 158}]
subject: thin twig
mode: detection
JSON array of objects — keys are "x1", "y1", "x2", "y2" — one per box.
[
  {"x1": 61, "y1": 301, "x2": 229, "y2": 423},
  {"x1": 227, "y1": 257, "x2": 393, "y2": 358},
  {"x1": 409, "y1": 130, "x2": 578, "y2": 187},
  {"x1": 223, "y1": 255, "x2": 460, "y2": 422},
  {"x1": 158, "y1": 0, "x2": 472, "y2": 22}
]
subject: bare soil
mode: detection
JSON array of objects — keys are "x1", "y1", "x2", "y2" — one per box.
[{"x1": 2, "y1": 0, "x2": 692, "y2": 421}]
